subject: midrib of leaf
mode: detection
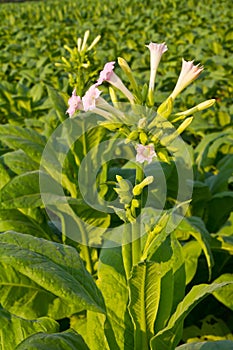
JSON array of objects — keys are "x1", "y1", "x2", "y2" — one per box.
[
  {"x1": 0, "y1": 283, "x2": 42, "y2": 289},
  {"x1": 1, "y1": 193, "x2": 41, "y2": 205},
  {"x1": 0, "y1": 243, "x2": 102, "y2": 312}
]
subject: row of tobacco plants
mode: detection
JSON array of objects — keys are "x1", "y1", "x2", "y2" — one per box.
[{"x1": 0, "y1": 0, "x2": 232, "y2": 349}]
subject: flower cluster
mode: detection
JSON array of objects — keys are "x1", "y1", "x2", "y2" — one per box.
[{"x1": 67, "y1": 41, "x2": 214, "y2": 164}]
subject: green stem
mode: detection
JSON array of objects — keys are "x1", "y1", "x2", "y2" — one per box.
[
  {"x1": 81, "y1": 119, "x2": 87, "y2": 157},
  {"x1": 122, "y1": 224, "x2": 132, "y2": 280},
  {"x1": 132, "y1": 165, "x2": 144, "y2": 266},
  {"x1": 77, "y1": 119, "x2": 93, "y2": 275}
]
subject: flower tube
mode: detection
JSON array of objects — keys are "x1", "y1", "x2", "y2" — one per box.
[
  {"x1": 97, "y1": 61, "x2": 134, "y2": 104},
  {"x1": 170, "y1": 59, "x2": 204, "y2": 100}
]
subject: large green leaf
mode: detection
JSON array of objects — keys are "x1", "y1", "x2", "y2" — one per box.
[
  {"x1": 70, "y1": 310, "x2": 110, "y2": 350},
  {"x1": 1, "y1": 150, "x2": 38, "y2": 175},
  {"x1": 0, "y1": 209, "x2": 57, "y2": 240},
  {"x1": 0, "y1": 305, "x2": 59, "y2": 350},
  {"x1": 195, "y1": 131, "x2": 233, "y2": 171},
  {"x1": 0, "y1": 171, "x2": 42, "y2": 209},
  {"x1": 213, "y1": 274, "x2": 233, "y2": 310},
  {"x1": 0, "y1": 161, "x2": 11, "y2": 190},
  {"x1": 206, "y1": 192, "x2": 233, "y2": 233},
  {"x1": 97, "y1": 246, "x2": 134, "y2": 349},
  {"x1": 46, "y1": 85, "x2": 68, "y2": 122},
  {"x1": 0, "y1": 170, "x2": 73, "y2": 210},
  {"x1": 146, "y1": 232, "x2": 186, "y2": 329},
  {"x1": 175, "y1": 340, "x2": 233, "y2": 350},
  {"x1": 0, "y1": 125, "x2": 46, "y2": 163},
  {"x1": 175, "y1": 217, "x2": 214, "y2": 279},
  {"x1": 150, "y1": 282, "x2": 233, "y2": 350},
  {"x1": 206, "y1": 155, "x2": 233, "y2": 195},
  {"x1": 182, "y1": 240, "x2": 202, "y2": 284},
  {"x1": 16, "y1": 329, "x2": 89, "y2": 350},
  {"x1": 128, "y1": 261, "x2": 166, "y2": 349},
  {"x1": 0, "y1": 232, "x2": 105, "y2": 319}
]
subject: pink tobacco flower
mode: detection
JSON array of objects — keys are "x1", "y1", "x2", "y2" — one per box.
[
  {"x1": 97, "y1": 61, "x2": 134, "y2": 104},
  {"x1": 136, "y1": 144, "x2": 157, "y2": 164},
  {"x1": 97, "y1": 61, "x2": 115, "y2": 85},
  {"x1": 82, "y1": 85, "x2": 102, "y2": 111},
  {"x1": 66, "y1": 89, "x2": 83, "y2": 117},
  {"x1": 170, "y1": 59, "x2": 204, "y2": 99},
  {"x1": 146, "y1": 42, "x2": 168, "y2": 91}
]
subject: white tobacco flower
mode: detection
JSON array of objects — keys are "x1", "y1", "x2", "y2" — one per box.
[
  {"x1": 146, "y1": 42, "x2": 168, "y2": 91},
  {"x1": 136, "y1": 144, "x2": 157, "y2": 164},
  {"x1": 170, "y1": 59, "x2": 204, "y2": 100}
]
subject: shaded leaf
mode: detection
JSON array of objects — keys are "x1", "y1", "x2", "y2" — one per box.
[
  {"x1": 16, "y1": 329, "x2": 89, "y2": 350},
  {"x1": 0, "y1": 305, "x2": 59, "y2": 350}
]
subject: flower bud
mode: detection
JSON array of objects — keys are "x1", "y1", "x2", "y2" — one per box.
[{"x1": 133, "y1": 176, "x2": 154, "y2": 196}]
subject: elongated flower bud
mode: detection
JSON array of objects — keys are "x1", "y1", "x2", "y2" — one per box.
[
  {"x1": 133, "y1": 176, "x2": 154, "y2": 196},
  {"x1": 174, "y1": 99, "x2": 216, "y2": 120}
]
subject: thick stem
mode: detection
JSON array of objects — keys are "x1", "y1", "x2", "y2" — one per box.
[
  {"x1": 122, "y1": 224, "x2": 132, "y2": 280},
  {"x1": 78, "y1": 119, "x2": 93, "y2": 275}
]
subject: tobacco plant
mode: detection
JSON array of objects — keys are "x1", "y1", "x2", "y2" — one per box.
[{"x1": 0, "y1": 31, "x2": 232, "y2": 350}]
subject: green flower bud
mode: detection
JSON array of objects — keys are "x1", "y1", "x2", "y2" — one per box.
[
  {"x1": 139, "y1": 131, "x2": 148, "y2": 145},
  {"x1": 157, "y1": 97, "x2": 173, "y2": 118},
  {"x1": 133, "y1": 176, "x2": 154, "y2": 196}
]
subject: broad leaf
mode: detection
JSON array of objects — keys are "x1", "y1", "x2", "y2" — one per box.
[
  {"x1": 128, "y1": 261, "x2": 165, "y2": 349},
  {"x1": 97, "y1": 246, "x2": 134, "y2": 349},
  {"x1": 47, "y1": 85, "x2": 68, "y2": 122},
  {"x1": 16, "y1": 329, "x2": 89, "y2": 350},
  {"x1": 0, "y1": 125, "x2": 46, "y2": 163},
  {"x1": 1, "y1": 150, "x2": 38, "y2": 175},
  {"x1": 206, "y1": 192, "x2": 233, "y2": 233},
  {"x1": 0, "y1": 161, "x2": 11, "y2": 190},
  {"x1": 150, "y1": 282, "x2": 233, "y2": 350},
  {"x1": 0, "y1": 171, "x2": 42, "y2": 209},
  {"x1": 0, "y1": 305, "x2": 59, "y2": 350},
  {"x1": 0, "y1": 209, "x2": 57, "y2": 240},
  {"x1": 182, "y1": 241, "x2": 202, "y2": 284},
  {"x1": 175, "y1": 217, "x2": 214, "y2": 279},
  {"x1": 0, "y1": 232, "x2": 105, "y2": 319},
  {"x1": 175, "y1": 340, "x2": 233, "y2": 350},
  {"x1": 213, "y1": 274, "x2": 233, "y2": 310}
]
